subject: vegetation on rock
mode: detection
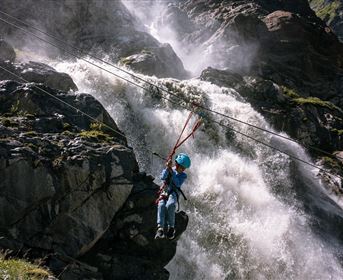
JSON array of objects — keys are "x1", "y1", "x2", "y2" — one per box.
[
  {"x1": 0, "y1": 255, "x2": 52, "y2": 280},
  {"x1": 309, "y1": 0, "x2": 341, "y2": 24},
  {"x1": 293, "y1": 97, "x2": 341, "y2": 112}
]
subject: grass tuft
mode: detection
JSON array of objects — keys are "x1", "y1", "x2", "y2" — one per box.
[{"x1": 0, "y1": 255, "x2": 52, "y2": 280}]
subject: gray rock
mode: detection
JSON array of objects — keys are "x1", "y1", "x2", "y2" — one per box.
[
  {"x1": 0, "y1": 39, "x2": 15, "y2": 62},
  {"x1": 121, "y1": 44, "x2": 189, "y2": 79},
  {"x1": 16, "y1": 61, "x2": 78, "y2": 92},
  {"x1": 0, "y1": 60, "x2": 77, "y2": 92}
]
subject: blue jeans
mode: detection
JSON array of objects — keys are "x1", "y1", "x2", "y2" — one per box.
[{"x1": 157, "y1": 194, "x2": 176, "y2": 228}]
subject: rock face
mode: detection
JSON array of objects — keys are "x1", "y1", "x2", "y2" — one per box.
[
  {"x1": 0, "y1": 78, "x2": 187, "y2": 278},
  {"x1": 309, "y1": 0, "x2": 343, "y2": 42},
  {"x1": 0, "y1": 39, "x2": 16, "y2": 62},
  {"x1": 0, "y1": 0, "x2": 188, "y2": 79},
  {"x1": 201, "y1": 67, "x2": 343, "y2": 153}
]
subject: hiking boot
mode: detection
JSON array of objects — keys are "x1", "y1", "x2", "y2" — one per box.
[
  {"x1": 166, "y1": 227, "x2": 175, "y2": 240},
  {"x1": 155, "y1": 227, "x2": 164, "y2": 239}
]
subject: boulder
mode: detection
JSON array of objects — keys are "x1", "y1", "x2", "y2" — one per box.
[
  {"x1": 0, "y1": 60, "x2": 77, "y2": 92},
  {"x1": 121, "y1": 44, "x2": 189, "y2": 79},
  {"x1": 0, "y1": 39, "x2": 15, "y2": 62}
]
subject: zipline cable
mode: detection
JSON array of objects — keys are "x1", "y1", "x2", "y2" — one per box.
[
  {"x1": 0, "y1": 10, "x2": 342, "y2": 162},
  {"x1": 0, "y1": 20, "x2": 342, "y2": 181},
  {"x1": 1, "y1": 64, "x2": 342, "y2": 182}
]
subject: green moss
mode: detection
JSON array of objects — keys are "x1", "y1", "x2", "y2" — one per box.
[
  {"x1": 0, "y1": 255, "x2": 52, "y2": 280},
  {"x1": 63, "y1": 122, "x2": 72, "y2": 131},
  {"x1": 10, "y1": 100, "x2": 20, "y2": 115},
  {"x1": 61, "y1": 130, "x2": 74, "y2": 137},
  {"x1": 79, "y1": 130, "x2": 113, "y2": 142},
  {"x1": 280, "y1": 86, "x2": 300, "y2": 99},
  {"x1": 90, "y1": 122, "x2": 103, "y2": 131},
  {"x1": 10, "y1": 100, "x2": 28, "y2": 117},
  {"x1": 22, "y1": 131, "x2": 38, "y2": 137},
  {"x1": 321, "y1": 156, "x2": 342, "y2": 169},
  {"x1": 331, "y1": 128, "x2": 343, "y2": 136},
  {"x1": 293, "y1": 97, "x2": 341, "y2": 111},
  {"x1": 310, "y1": 0, "x2": 341, "y2": 24}
]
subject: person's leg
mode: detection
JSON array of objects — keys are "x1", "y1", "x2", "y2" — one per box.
[
  {"x1": 155, "y1": 200, "x2": 166, "y2": 239},
  {"x1": 157, "y1": 199, "x2": 166, "y2": 228},
  {"x1": 166, "y1": 195, "x2": 176, "y2": 239}
]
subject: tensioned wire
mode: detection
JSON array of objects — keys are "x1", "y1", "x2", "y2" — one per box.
[
  {"x1": 0, "y1": 18, "x2": 343, "y2": 180},
  {"x1": 1, "y1": 64, "x2": 342, "y2": 182},
  {"x1": 0, "y1": 10, "x2": 342, "y2": 162}
]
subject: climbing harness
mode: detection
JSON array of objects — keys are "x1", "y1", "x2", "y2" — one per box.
[{"x1": 155, "y1": 109, "x2": 202, "y2": 210}]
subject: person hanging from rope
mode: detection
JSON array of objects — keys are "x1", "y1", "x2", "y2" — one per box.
[{"x1": 155, "y1": 153, "x2": 191, "y2": 240}]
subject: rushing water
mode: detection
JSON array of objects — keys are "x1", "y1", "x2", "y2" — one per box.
[
  {"x1": 48, "y1": 53, "x2": 343, "y2": 279},
  {"x1": 52, "y1": 57, "x2": 343, "y2": 279}
]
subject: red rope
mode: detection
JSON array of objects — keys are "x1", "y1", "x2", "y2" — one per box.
[
  {"x1": 167, "y1": 109, "x2": 203, "y2": 166},
  {"x1": 166, "y1": 111, "x2": 194, "y2": 161}
]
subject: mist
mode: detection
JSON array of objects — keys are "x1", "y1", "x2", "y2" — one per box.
[{"x1": 122, "y1": 0, "x2": 259, "y2": 77}]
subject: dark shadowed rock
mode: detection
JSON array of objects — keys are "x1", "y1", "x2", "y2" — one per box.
[
  {"x1": 0, "y1": 39, "x2": 15, "y2": 62},
  {"x1": 80, "y1": 172, "x2": 188, "y2": 280},
  {"x1": 201, "y1": 67, "x2": 343, "y2": 154}
]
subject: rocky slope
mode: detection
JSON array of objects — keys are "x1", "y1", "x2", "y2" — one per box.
[
  {"x1": 0, "y1": 41, "x2": 187, "y2": 280},
  {"x1": 309, "y1": 0, "x2": 343, "y2": 42},
  {"x1": 0, "y1": 0, "x2": 188, "y2": 79}
]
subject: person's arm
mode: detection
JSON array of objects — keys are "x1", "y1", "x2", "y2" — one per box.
[{"x1": 160, "y1": 160, "x2": 173, "y2": 181}]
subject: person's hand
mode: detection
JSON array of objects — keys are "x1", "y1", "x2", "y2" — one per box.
[{"x1": 166, "y1": 159, "x2": 173, "y2": 169}]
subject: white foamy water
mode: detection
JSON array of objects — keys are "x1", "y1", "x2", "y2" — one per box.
[{"x1": 53, "y1": 58, "x2": 343, "y2": 280}]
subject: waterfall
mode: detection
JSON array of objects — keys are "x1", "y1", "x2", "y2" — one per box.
[{"x1": 53, "y1": 58, "x2": 343, "y2": 279}]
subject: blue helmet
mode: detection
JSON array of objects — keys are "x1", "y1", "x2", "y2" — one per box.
[{"x1": 175, "y1": 153, "x2": 191, "y2": 169}]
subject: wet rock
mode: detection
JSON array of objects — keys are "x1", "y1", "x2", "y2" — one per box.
[
  {"x1": 0, "y1": 39, "x2": 15, "y2": 62},
  {"x1": 0, "y1": 60, "x2": 77, "y2": 92},
  {"x1": 200, "y1": 67, "x2": 343, "y2": 153},
  {"x1": 16, "y1": 61, "x2": 77, "y2": 92},
  {"x1": 121, "y1": 44, "x2": 189, "y2": 79}
]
